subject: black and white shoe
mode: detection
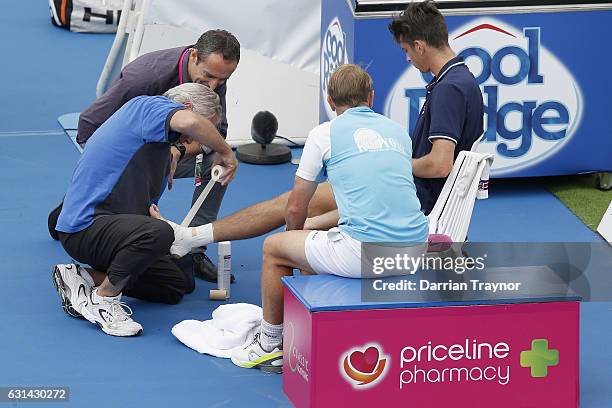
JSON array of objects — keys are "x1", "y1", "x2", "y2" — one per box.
[
  {"x1": 52, "y1": 264, "x2": 93, "y2": 318},
  {"x1": 81, "y1": 288, "x2": 143, "y2": 337}
]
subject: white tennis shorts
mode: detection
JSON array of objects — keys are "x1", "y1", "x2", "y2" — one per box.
[
  {"x1": 304, "y1": 227, "x2": 362, "y2": 278},
  {"x1": 304, "y1": 227, "x2": 429, "y2": 278}
]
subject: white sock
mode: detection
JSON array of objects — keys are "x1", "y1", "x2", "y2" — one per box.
[
  {"x1": 92, "y1": 287, "x2": 121, "y2": 302},
  {"x1": 260, "y1": 320, "x2": 283, "y2": 352},
  {"x1": 166, "y1": 221, "x2": 215, "y2": 258},
  {"x1": 192, "y1": 223, "x2": 215, "y2": 247}
]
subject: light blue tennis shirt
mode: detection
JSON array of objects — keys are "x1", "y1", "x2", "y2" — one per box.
[{"x1": 296, "y1": 106, "x2": 429, "y2": 244}]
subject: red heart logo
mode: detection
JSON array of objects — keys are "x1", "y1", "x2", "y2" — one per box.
[{"x1": 349, "y1": 346, "x2": 380, "y2": 374}]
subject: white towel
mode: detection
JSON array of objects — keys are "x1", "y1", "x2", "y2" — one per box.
[{"x1": 172, "y1": 303, "x2": 262, "y2": 358}]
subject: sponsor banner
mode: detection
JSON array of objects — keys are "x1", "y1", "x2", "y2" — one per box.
[
  {"x1": 325, "y1": 9, "x2": 612, "y2": 177},
  {"x1": 320, "y1": 16, "x2": 350, "y2": 120},
  {"x1": 320, "y1": 0, "x2": 355, "y2": 121},
  {"x1": 283, "y1": 292, "x2": 579, "y2": 407}
]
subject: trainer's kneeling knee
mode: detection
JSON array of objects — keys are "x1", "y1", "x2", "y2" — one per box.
[
  {"x1": 182, "y1": 269, "x2": 196, "y2": 295},
  {"x1": 163, "y1": 271, "x2": 195, "y2": 304}
]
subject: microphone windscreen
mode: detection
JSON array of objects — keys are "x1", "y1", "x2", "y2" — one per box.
[{"x1": 251, "y1": 111, "x2": 278, "y2": 145}]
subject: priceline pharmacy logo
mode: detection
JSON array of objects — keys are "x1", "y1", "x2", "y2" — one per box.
[
  {"x1": 340, "y1": 338, "x2": 558, "y2": 390},
  {"x1": 520, "y1": 339, "x2": 559, "y2": 378},
  {"x1": 400, "y1": 338, "x2": 560, "y2": 389},
  {"x1": 341, "y1": 344, "x2": 389, "y2": 389},
  {"x1": 399, "y1": 339, "x2": 511, "y2": 389}
]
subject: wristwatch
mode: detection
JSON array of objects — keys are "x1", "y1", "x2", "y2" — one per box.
[{"x1": 173, "y1": 142, "x2": 186, "y2": 160}]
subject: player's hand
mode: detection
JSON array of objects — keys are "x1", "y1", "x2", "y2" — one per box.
[
  {"x1": 302, "y1": 217, "x2": 315, "y2": 230},
  {"x1": 149, "y1": 204, "x2": 167, "y2": 221},
  {"x1": 168, "y1": 146, "x2": 181, "y2": 190},
  {"x1": 213, "y1": 151, "x2": 238, "y2": 185}
]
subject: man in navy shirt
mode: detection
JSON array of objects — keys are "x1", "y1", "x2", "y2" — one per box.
[
  {"x1": 389, "y1": 0, "x2": 484, "y2": 214},
  {"x1": 52, "y1": 83, "x2": 237, "y2": 337}
]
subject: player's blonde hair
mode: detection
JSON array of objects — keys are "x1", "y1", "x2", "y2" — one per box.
[{"x1": 327, "y1": 64, "x2": 373, "y2": 108}]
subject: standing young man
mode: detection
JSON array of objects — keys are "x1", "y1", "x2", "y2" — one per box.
[
  {"x1": 53, "y1": 83, "x2": 237, "y2": 337},
  {"x1": 49, "y1": 30, "x2": 240, "y2": 281}
]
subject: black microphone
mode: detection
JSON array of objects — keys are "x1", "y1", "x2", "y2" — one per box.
[
  {"x1": 251, "y1": 111, "x2": 278, "y2": 145},
  {"x1": 236, "y1": 110, "x2": 291, "y2": 164}
]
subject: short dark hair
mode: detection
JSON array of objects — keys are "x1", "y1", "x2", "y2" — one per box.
[
  {"x1": 194, "y1": 29, "x2": 241, "y2": 62},
  {"x1": 328, "y1": 64, "x2": 373, "y2": 108},
  {"x1": 388, "y1": 1, "x2": 449, "y2": 49}
]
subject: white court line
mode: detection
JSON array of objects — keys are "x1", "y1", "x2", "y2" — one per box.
[
  {"x1": 0, "y1": 130, "x2": 66, "y2": 137},
  {"x1": 0, "y1": 129, "x2": 84, "y2": 154}
]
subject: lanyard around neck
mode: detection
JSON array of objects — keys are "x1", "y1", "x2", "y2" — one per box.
[{"x1": 178, "y1": 48, "x2": 190, "y2": 84}]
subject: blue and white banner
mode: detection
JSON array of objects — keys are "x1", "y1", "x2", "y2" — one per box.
[{"x1": 320, "y1": 4, "x2": 612, "y2": 177}]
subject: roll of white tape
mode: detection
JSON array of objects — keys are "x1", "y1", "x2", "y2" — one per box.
[
  {"x1": 211, "y1": 165, "x2": 224, "y2": 182},
  {"x1": 180, "y1": 165, "x2": 225, "y2": 227}
]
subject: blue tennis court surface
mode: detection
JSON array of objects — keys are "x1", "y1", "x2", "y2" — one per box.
[
  {"x1": 1, "y1": 132, "x2": 610, "y2": 407},
  {"x1": 0, "y1": 2, "x2": 610, "y2": 407}
]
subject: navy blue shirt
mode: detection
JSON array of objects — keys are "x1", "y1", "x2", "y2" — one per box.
[
  {"x1": 411, "y1": 56, "x2": 484, "y2": 214},
  {"x1": 57, "y1": 96, "x2": 183, "y2": 233}
]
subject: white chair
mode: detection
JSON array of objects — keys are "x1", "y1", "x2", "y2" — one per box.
[
  {"x1": 427, "y1": 151, "x2": 494, "y2": 244},
  {"x1": 96, "y1": 0, "x2": 146, "y2": 98}
]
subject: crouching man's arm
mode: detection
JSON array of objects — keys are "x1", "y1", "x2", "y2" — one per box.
[{"x1": 170, "y1": 110, "x2": 238, "y2": 185}]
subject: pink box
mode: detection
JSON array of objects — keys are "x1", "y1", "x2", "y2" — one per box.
[{"x1": 282, "y1": 276, "x2": 579, "y2": 408}]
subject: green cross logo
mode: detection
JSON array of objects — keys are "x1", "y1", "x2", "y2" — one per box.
[{"x1": 520, "y1": 339, "x2": 559, "y2": 378}]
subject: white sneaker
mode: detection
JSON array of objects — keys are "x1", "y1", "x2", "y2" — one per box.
[
  {"x1": 52, "y1": 264, "x2": 94, "y2": 318},
  {"x1": 231, "y1": 332, "x2": 283, "y2": 374},
  {"x1": 81, "y1": 288, "x2": 143, "y2": 337}
]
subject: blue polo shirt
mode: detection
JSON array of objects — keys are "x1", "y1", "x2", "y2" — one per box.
[
  {"x1": 411, "y1": 56, "x2": 484, "y2": 214},
  {"x1": 56, "y1": 96, "x2": 184, "y2": 233}
]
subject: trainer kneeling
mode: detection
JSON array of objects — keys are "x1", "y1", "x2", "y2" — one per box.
[
  {"x1": 230, "y1": 64, "x2": 430, "y2": 372},
  {"x1": 52, "y1": 83, "x2": 237, "y2": 337}
]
